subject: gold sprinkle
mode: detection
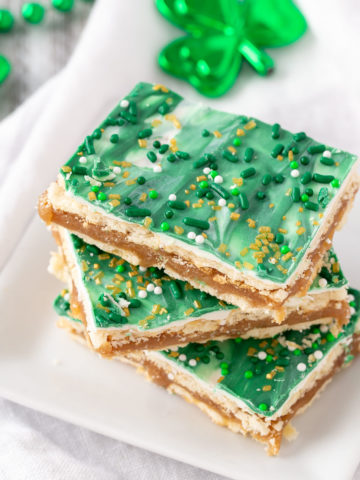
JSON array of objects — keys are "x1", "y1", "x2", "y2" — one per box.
[
  {"x1": 235, "y1": 261, "x2": 242, "y2": 269},
  {"x1": 278, "y1": 228, "x2": 287, "y2": 234},
  {"x1": 282, "y1": 216, "x2": 287, "y2": 221},
  {"x1": 319, "y1": 213, "x2": 324, "y2": 218},
  {"x1": 312, "y1": 220, "x2": 319, "y2": 226},
  {"x1": 197, "y1": 175, "x2": 207, "y2": 182},
  {"x1": 259, "y1": 341, "x2": 268, "y2": 348},
  {"x1": 152, "y1": 304, "x2": 161, "y2": 315},
  {"x1": 269, "y1": 203, "x2": 274, "y2": 208},
  {"x1": 230, "y1": 212, "x2": 240, "y2": 221},
  {"x1": 263, "y1": 385, "x2": 272, "y2": 392},
  {"x1": 212, "y1": 206, "x2": 222, "y2": 211},
  {"x1": 184, "y1": 308, "x2": 194, "y2": 316},
  {"x1": 240, "y1": 248, "x2": 248, "y2": 256},
  {"x1": 209, "y1": 216, "x2": 217, "y2": 222},
  {"x1": 218, "y1": 243, "x2": 227, "y2": 253},
  {"x1": 109, "y1": 199, "x2": 120, "y2": 207},
  {"x1": 227, "y1": 203, "x2": 235, "y2": 209},
  {"x1": 138, "y1": 139, "x2": 147, "y2": 148},
  {"x1": 227, "y1": 146, "x2": 237, "y2": 154},
  {"x1": 140, "y1": 193, "x2": 147, "y2": 202},
  {"x1": 247, "y1": 218, "x2": 256, "y2": 228},
  {"x1": 169, "y1": 351, "x2": 179, "y2": 358},
  {"x1": 236, "y1": 128, "x2": 245, "y2": 136},
  {"x1": 194, "y1": 300, "x2": 202, "y2": 309},
  {"x1": 207, "y1": 200, "x2": 215, "y2": 206},
  {"x1": 266, "y1": 370, "x2": 277, "y2": 380},
  {"x1": 276, "y1": 366, "x2": 285, "y2": 372},
  {"x1": 213, "y1": 130, "x2": 222, "y2": 138},
  {"x1": 165, "y1": 113, "x2": 181, "y2": 129},
  {"x1": 88, "y1": 192, "x2": 96, "y2": 201},
  {"x1": 97, "y1": 303, "x2": 110, "y2": 313},
  {"x1": 247, "y1": 347, "x2": 257, "y2": 356},
  {"x1": 297, "y1": 227, "x2": 306, "y2": 235},
  {"x1": 277, "y1": 155, "x2": 284, "y2": 161},
  {"x1": 190, "y1": 184, "x2": 196, "y2": 190},
  {"x1": 288, "y1": 150, "x2": 294, "y2": 161},
  {"x1": 152, "y1": 84, "x2": 169, "y2": 92},
  {"x1": 298, "y1": 207, "x2": 304, "y2": 212},
  {"x1": 113, "y1": 160, "x2": 122, "y2": 165},
  {"x1": 174, "y1": 226, "x2": 184, "y2": 235},
  {"x1": 244, "y1": 262, "x2": 254, "y2": 270},
  {"x1": 332, "y1": 262, "x2": 340, "y2": 273},
  {"x1": 151, "y1": 119, "x2": 162, "y2": 127},
  {"x1": 125, "y1": 179, "x2": 136, "y2": 186},
  {"x1": 296, "y1": 220, "x2": 301, "y2": 226},
  {"x1": 109, "y1": 194, "x2": 121, "y2": 199},
  {"x1": 81, "y1": 260, "x2": 88, "y2": 272},
  {"x1": 259, "y1": 226, "x2": 271, "y2": 233},
  {"x1": 143, "y1": 217, "x2": 152, "y2": 229},
  {"x1": 122, "y1": 171, "x2": 130, "y2": 178},
  {"x1": 61, "y1": 166, "x2": 71, "y2": 173},
  {"x1": 192, "y1": 203, "x2": 202, "y2": 208},
  {"x1": 217, "y1": 376, "x2": 224, "y2": 383},
  {"x1": 185, "y1": 200, "x2": 190, "y2": 207},
  {"x1": 232, "y1": 177, "x2": 243, "y2": 186},
  {"x1": 98, "y1": 254, "x2": 110, "y2": 260},
  {"x1": 244, "y1": 120, "x2": 256, "y2": 130}
]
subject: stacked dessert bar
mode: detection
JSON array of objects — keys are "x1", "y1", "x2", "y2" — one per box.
[{"x1": 39, "y1": 82, "x2": 360, "y2": 455}]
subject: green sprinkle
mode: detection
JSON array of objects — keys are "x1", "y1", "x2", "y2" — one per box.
[
  {"x1": 98, "y1": 192, "x2": 107, "y2": 201},
  {"x1": 280, "y1": 245, "x2": 290, "y2": 254},
  {"x1": 244, "y1": 147, "x2": 254, "y2": 163},
  {"x1": 301, "y1": 194, "x2": 309, "y2": 202},
  {"x1": 293, "y1": 132, "x2": 306, "y2": 142},
  {"x1": 258, "y1": 403, "x2": 268, "y2": 412},
  {"x1": 147, "y1": 151, "x2": 157, "y2": 163},
  {"x1": 153, "y1": 140, "x2": 161, "y2": 149},
  {"x1": 176, "y1": 151, "x2": 190, "y2": 160},
  {"x1": 301, "y1": 172, "x2": 312, "y2": 185},
  {"x1": 125, "y1": 207, "x2": 151, "y2": 218},
  {"x1": 99, "y1": 293, "x2": 110, "y2": 307},
  {"x1": 210, "y1": 184, "x2": 230, "y2": 199},
  {"x1": 305, "y1": 187, "x2": 313, "y2": 196},
  {"x1": 92, "y1": 129, "x2": 102, "y2": 139},
  {"x1": 262, "y1": 174, "x2": 272, "y2": 185},
  {"x1": 308, "y1": 144, "x2": 326, "y2": 154},
  {"x1": 272, "y1": 123, "x2": 280, "y2": 139},
  {"x1": 233, "y1": 137, "x2": 241, "y2": 147},
  {"x1": 222, "y1": 149, "x2": 238, "y2": 162},
  {"x1": 271, "y1": 144, "x2": 284, "y2": 158},
  {"x1": 128, "y1": 100, "x2": 137, "y2": 116},
  {"x1": 304, "y1": 201, "x2": 319, "y2": 211},
  {"x1": 209, "y1": 170, "x2": 218, "y2": 179},
  {"x1": 202, "y1": 129, "x2": 210, "y2": 137},
  {"x1": 292, "y1": 187, "x2": 300, "y2": 202},
  {"x1": 124, "y1": 197, "x2": 132, "y2": 205},
  {"x1": 116, "y1": 265, "x2": 125, "y2": 273},
  {"x1": 320, "y1": 156, "x2": 334, "y2": 166},
  {"x1": 137, "y1": 176, "x2": 146, "y2": 185},
  {"x1": 169, "y1": 280, "x2": 182, "y2": 299},
  {"x1": 165, "y1": 209, "x2": 174, "y2": 219},
  {"x1": 199, "y1": 181, "x2": 209, "y2": 189},
  {"x1": 120, "y1": 111, "x2": 137, "y2": 124},
  {"x1": 244, "y1": 370, "x2": 253, "y2": 379},
  {"x1": 240, "y1": 167, "x2": 256, "y2": 179},
  {"x1": 196, "y1": 190, "x2": 207, "y2": 198},
  {"x1": 274, "y1": 174, "x2": 284, "y2": 184},
  {"x1": 326, "y1": 332, "x2": 335, "y2": 342},
  {"x1": 149, "y1": 190, "x2": 158, "y2": 199},
  {"x1": 331, "y1": 178, "x2": 340, "y2": 188},
  {"x1": 231, "y1": 188, "x2": 240, "y2": 196},
  {"x1": 183, "y1": 217, "x2": 210, "y2": 230},
  {"x1": 290, "y1": 161, "x2": 299, "y2": 169},
  {"x1": 235, "y1": 338, "x2": 242, "y2": 343},
  {"x1": 313, "y1": 173, "x2": 334, "y2": 184},
  {"x1": 275, "y1": 233, "x2": 284, "y2": 244},
  {"x1": 137, "y1": 128, "x2": 152, "y2": 139},
  {"x1": 110, "y1": 134, "x2": 119, "y2": 144},
  {"x1": 160, "y1": 221, "x2": 170, "y2": 231},
  {"x1": 159, "y1": 144, "x2": 169, "y2": 154},
  {"x1": 256, "y1": 191, "x2": 266, "y2": 200},
  {"x1": 193, "y1": 156, "x2": 209, "y2": 168},
  {"x1": 167, "y1": 154, "x2": 176, "y2": 163},
  {"x1": 168, "y1": 200, "x2": 187, "y2": 210},
  {"x1": 86, "y1": 244, "x2": 100, "y2": 254},
  {"x1": 239, "y1": 193, "x2": 249, "y2": 210},
  {"x1": 300, "y1": 155, "x2": 310, "y2": 165},
  {"x1": 84, "y1": 136, "x2": 95, "y2": 155},
  {"x1": 158, "y1": 102, "x2": 170, "y2": 115},
  {"x1": 129, "y1": 299, "x2": 141, "y2": 308},
  {"x1": 206, "y1": 191, "x2": 214, "y2": 199},
  {"x1": 72, "y1": 165, "x2": 87, "y2": 175}
]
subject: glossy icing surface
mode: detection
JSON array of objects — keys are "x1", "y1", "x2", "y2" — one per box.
[
  {"x1": 66, "y1": 231, "x2": 344, "y2": 331},
  {"x1": 54, "y1": 287, "x2": 359, "y2": 417},
  {"x1": 60, "y1": 82, "x2": 357, "y2": 285}
]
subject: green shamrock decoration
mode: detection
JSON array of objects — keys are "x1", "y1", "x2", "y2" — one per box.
[{"x1": 156, "y1": 0, "x2": 307, "y2": 97}]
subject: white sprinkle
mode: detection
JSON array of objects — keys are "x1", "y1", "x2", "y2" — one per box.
[
  {"x1": 146, "y1": 284, "x2": 155, "y2": 292},
  {"x1": 320, "y1": 325, "x2": 328, "y2": 333},
  {"x1": 291, "y1": 169, "x2": 300, "y2": 178},
  {"x1": 79, "y1": 156, "x2": 87, "y2": 164},
  {"x1": 153, "y1": 165, "x2": 162, "y2": 173},
  {"x1": 214, "y1": 175, "x2": 223, "y2": 184},
  {"x1": 189, "y1": 359, "x2": 197, "y2": 367},
  {"x1": 323, "y1": 150, "x2": 332, "y2": 158},
  {"x1": 139, "y1": 266, "x2": 147, "y2": 272},
  {"x1": 120, "y1": 99, "x2": 129, "y2": 108},
  {"x1": 218, "y1": 198, "x2": 226, "y2": 207},
  {"x1": 314, "y1": 350, "x2": 323, "y2": 360},
  {"x1": 64, "y1": 293, "x2": 70, "y2": 302},
  {"x1": 179, "y1": 354, "x2": 187, "y2": 362},
  {"x1": 348, "y1": 294, "x2": 355, "y2": 302},
  {"x1": 195, "y1": 235, "x2": 205, "y2": 244},
  {"x1": 169, "y1": 193, "x2": 177, "y2": 201},
  {"x1": 350, "y1": 307, "x2": 356, "y2": 315},
  {"x1": 258, "y1": 351, "x2": 267, "y2": 360},
  {"x1": 154, "y1": 286, "x2": 163, "y2": 295},
  {"x1": 318, "y1": 278, "x2": 328, "y2": 288},
  {"x1": 203, "y1": 167, "x2": 211, "y2": 174},
  {"x1": 297, "y1": 363, "x2": 306, "y2": 372},
  {"x1": 113, "y1": 166, "x2": 121, "y2": 174},
  {"x1": 287, "y1": 344, "x2": 296, "y2": 352},
  {"x1": 187, "y1": 231, "x2": 196, "y2": 240},
  {"x1": 168, "y1": 373, "x2": 175, "y2": 380},
  {"x1": 138, "y1": 290, "x2": 147, "y2": 299}
]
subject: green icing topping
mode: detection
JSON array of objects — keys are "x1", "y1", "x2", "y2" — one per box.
[
  {"x1": 60, "y1": 82, "x2": 357, "y2": 285},
  {"x1": 67, "y1": 232, "x2": 345, "y2": 331},
  {"x1": 56, "y1": 287, "x2": 360, "y2": 417},
  {"x1": 53, "y1": 289, "x2": 81, "y2": 323},
  {"x1": 160, "y1": 288, "x2": 360, "y2": 416}
]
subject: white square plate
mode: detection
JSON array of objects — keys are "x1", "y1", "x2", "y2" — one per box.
[{"x1": 0, "y1": 203, "x2": 360, "y2": 480}]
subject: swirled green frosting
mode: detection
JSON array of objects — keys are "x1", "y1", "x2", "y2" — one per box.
[
  {"x1": 60, "y1": 82, "x2": 357, "y2": 285},
  {"x1": 60, "y1": 231, "x2": 345, "y2": 331},
  {"x1": 54, "y1": 288, "x2": 359, "y2": 417}
]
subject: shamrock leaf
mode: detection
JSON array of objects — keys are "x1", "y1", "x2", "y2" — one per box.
[{"x1": 156, "y1": 0, "x2": 307, "y2": 97}]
